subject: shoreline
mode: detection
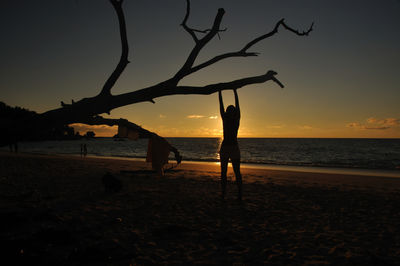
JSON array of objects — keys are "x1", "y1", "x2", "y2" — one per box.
[
  {"x1": 8, "y1": 151, "x2": 400, "y2": 178},
  {"x1": 3, "y1": 151, "x2": 400, "y2": 192},
  {"x1": 2, "y1": 137, "x2": 399, "y2": 177}
]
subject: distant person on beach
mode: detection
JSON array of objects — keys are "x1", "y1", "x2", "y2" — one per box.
[
  {"x1": 81, "y1": 143, "x2": 87, "y2": 157},
  {"x1": 8, "y1": 135, "x2": 18, "y2": 153},
  {"x1": 218, "y1": 89, "x2": 242, "y2": 200},
  {"x1": 9, "y1": 141, "x2": 18, "y2": 153}
]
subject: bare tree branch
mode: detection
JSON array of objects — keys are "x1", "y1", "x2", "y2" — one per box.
[
  {"x1": 188, "y1": 19, "x2": 313, "y2": 75},
  {"x1": 242, "y1": 19, "x2": 313, "y2": 52},
  {"x1": 181, "y1": 0, "x2": 227, "y2": 44},
  {"x1": 32, "y1": 1, "x2": 312, "y2": 135},
  {"x1": 281, "y1": 20, "x2": 314, "y2": 36},
  {"x1": 181, "y1": 0, "x2": 198, "y2": 43},
  {"x1": 38, "y1": 69, "x2": 284, "y2": 127},
  {"x1": 99, "y1": 0, "x2": 130, "y2": 96},
  {"x1": 111, "y1": 70, "x2": 284, "y2": 108},
  {"x1": 175, "y1": 1, "x2": 313, "y2": 83},
  {"x1": 173, "y1": 6, "x2": 225, "y2": 81},
  {"x1": 173, "y1": 71, "x2": 284, "y2": 94},
  {"x1": 189, "y1": 51, "x2": 259, "y2": 75},
  {"x1": 192, "y1": 27, "x2": 227, "y2": 35}
]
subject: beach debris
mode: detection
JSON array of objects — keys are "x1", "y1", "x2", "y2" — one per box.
[{"x1": 102, "y1": 172, "x2": 122, "y2": 193}]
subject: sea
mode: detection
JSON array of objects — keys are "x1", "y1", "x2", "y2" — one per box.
[{"x1": 2, "y1": 138, "x2": 400, "y2": 177}]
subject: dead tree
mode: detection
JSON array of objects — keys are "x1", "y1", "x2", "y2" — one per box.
[{"x1": 31, "y1": 0, "x2": 312, "y2": 133}]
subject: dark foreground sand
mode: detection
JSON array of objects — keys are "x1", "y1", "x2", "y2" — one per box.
[{"x1": 1, "y1": 152, "x2": 400, "y2": 265}]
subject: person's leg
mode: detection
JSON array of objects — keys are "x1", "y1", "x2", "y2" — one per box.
[
  {"x1": 232, "y1": 159, "x2": 242, "y2": 201},
  {"x1": 220, "y1": 158, "x2": 228, "y2": 199},
  {"x1": 170, "y1": 146, "x2": 182, "y2": 164},
  {"x1": 159, "y1": 166, "x2": 164, "y2": 177},
  {"x1": 153, "y1": 162, "x2": 164, "y2": 177}
]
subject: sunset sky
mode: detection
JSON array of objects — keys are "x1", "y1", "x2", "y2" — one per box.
[{"x1": 1, "y1": 0, "x2": 399, "y2": 138}]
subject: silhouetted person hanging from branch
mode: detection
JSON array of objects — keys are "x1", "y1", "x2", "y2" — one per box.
[{"x1": 218, "y1": 89, "x2": 242, "y2": 200}]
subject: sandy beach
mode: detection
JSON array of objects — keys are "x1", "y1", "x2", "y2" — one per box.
[{"x1": 1, "y1": 152, "x2": 400, "y2": 265}]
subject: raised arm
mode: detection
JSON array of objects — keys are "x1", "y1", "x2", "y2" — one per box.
[
  {"x1": 234, "y1": 89, "x2": 240, "y2": 118},
  {"x1": 218, "y1": 90, "x2": 225, "y2": 117}
]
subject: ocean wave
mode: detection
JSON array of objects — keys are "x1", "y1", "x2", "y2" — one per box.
[{"x1": 2, "y1": 138, "x2": 399, "y2": 171}]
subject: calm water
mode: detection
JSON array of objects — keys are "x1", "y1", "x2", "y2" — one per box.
[{"x1": 3, "y1": 138, "x2": 400, "y2": 171}]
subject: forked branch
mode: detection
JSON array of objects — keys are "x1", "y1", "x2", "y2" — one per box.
[
  {"x1": 181, "y1": 0, "x2": 227, "y2": 43},
  {"x1": 99, "y1": 0, "x2": 130, "y2": 96},
  {"x1": 241, "y1": 19, "x2": 313, "y2": 52},
  {"x1": 181, "y1": 0, "x2": 198, "y2": 42},
  {"x1": 174, "y1": 0, "x2": 313, "y2": 82},
  {"x1": 173, "y1": 6, "x2": 225, "y2": 81},
  {"x1": 189, "y1": 20, "x2": 313, "y2": 75}
]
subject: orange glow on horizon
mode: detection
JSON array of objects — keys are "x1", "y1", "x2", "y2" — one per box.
[{"x1": 69, "y1": 115, "x2": 400, "y2": 139}]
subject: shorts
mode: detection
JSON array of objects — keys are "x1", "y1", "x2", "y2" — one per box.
[{"x1": 219, "y1": 143, "x2": 241, "y2": 161}]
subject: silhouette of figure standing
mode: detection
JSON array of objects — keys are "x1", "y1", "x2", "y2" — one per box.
[
  {"x1": 81, "y1": 143, "x2": 87, "y2": 157},
  {"x1": 218, "y1": 89, "x2": 242, "y2": 200}
]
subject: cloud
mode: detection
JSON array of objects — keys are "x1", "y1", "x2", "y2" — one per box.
[
  {"x1": 366, "y1": 117, "x2": 377, "y2": 124},
  {"x1": 381, "y1": 118, "x2": 400, "y2": 126},
  {"x1": 159, "y1": 114, "x2": 166, "y2": 118},
  {"x1": 299, "y1": 125, "x2": 313, "y2": 130},
  {"x1": 347, "y1": 122, "x2": 361, "y2": 128},
  {"x1": 367, "y1": 117, "x2": 399, "y2": 126},
  {"x1": 187, "y1": 115, "x2": 205, "y2": 119},
  {"x1": 364, "y1": 126, "x2": 391, "y2": 130},
  {"x1": 187, "y1": 114, "x2": 219, "y2": 119},
  {"x1": 347, "y1": 117, "x2": 399, "y2": 130}
]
